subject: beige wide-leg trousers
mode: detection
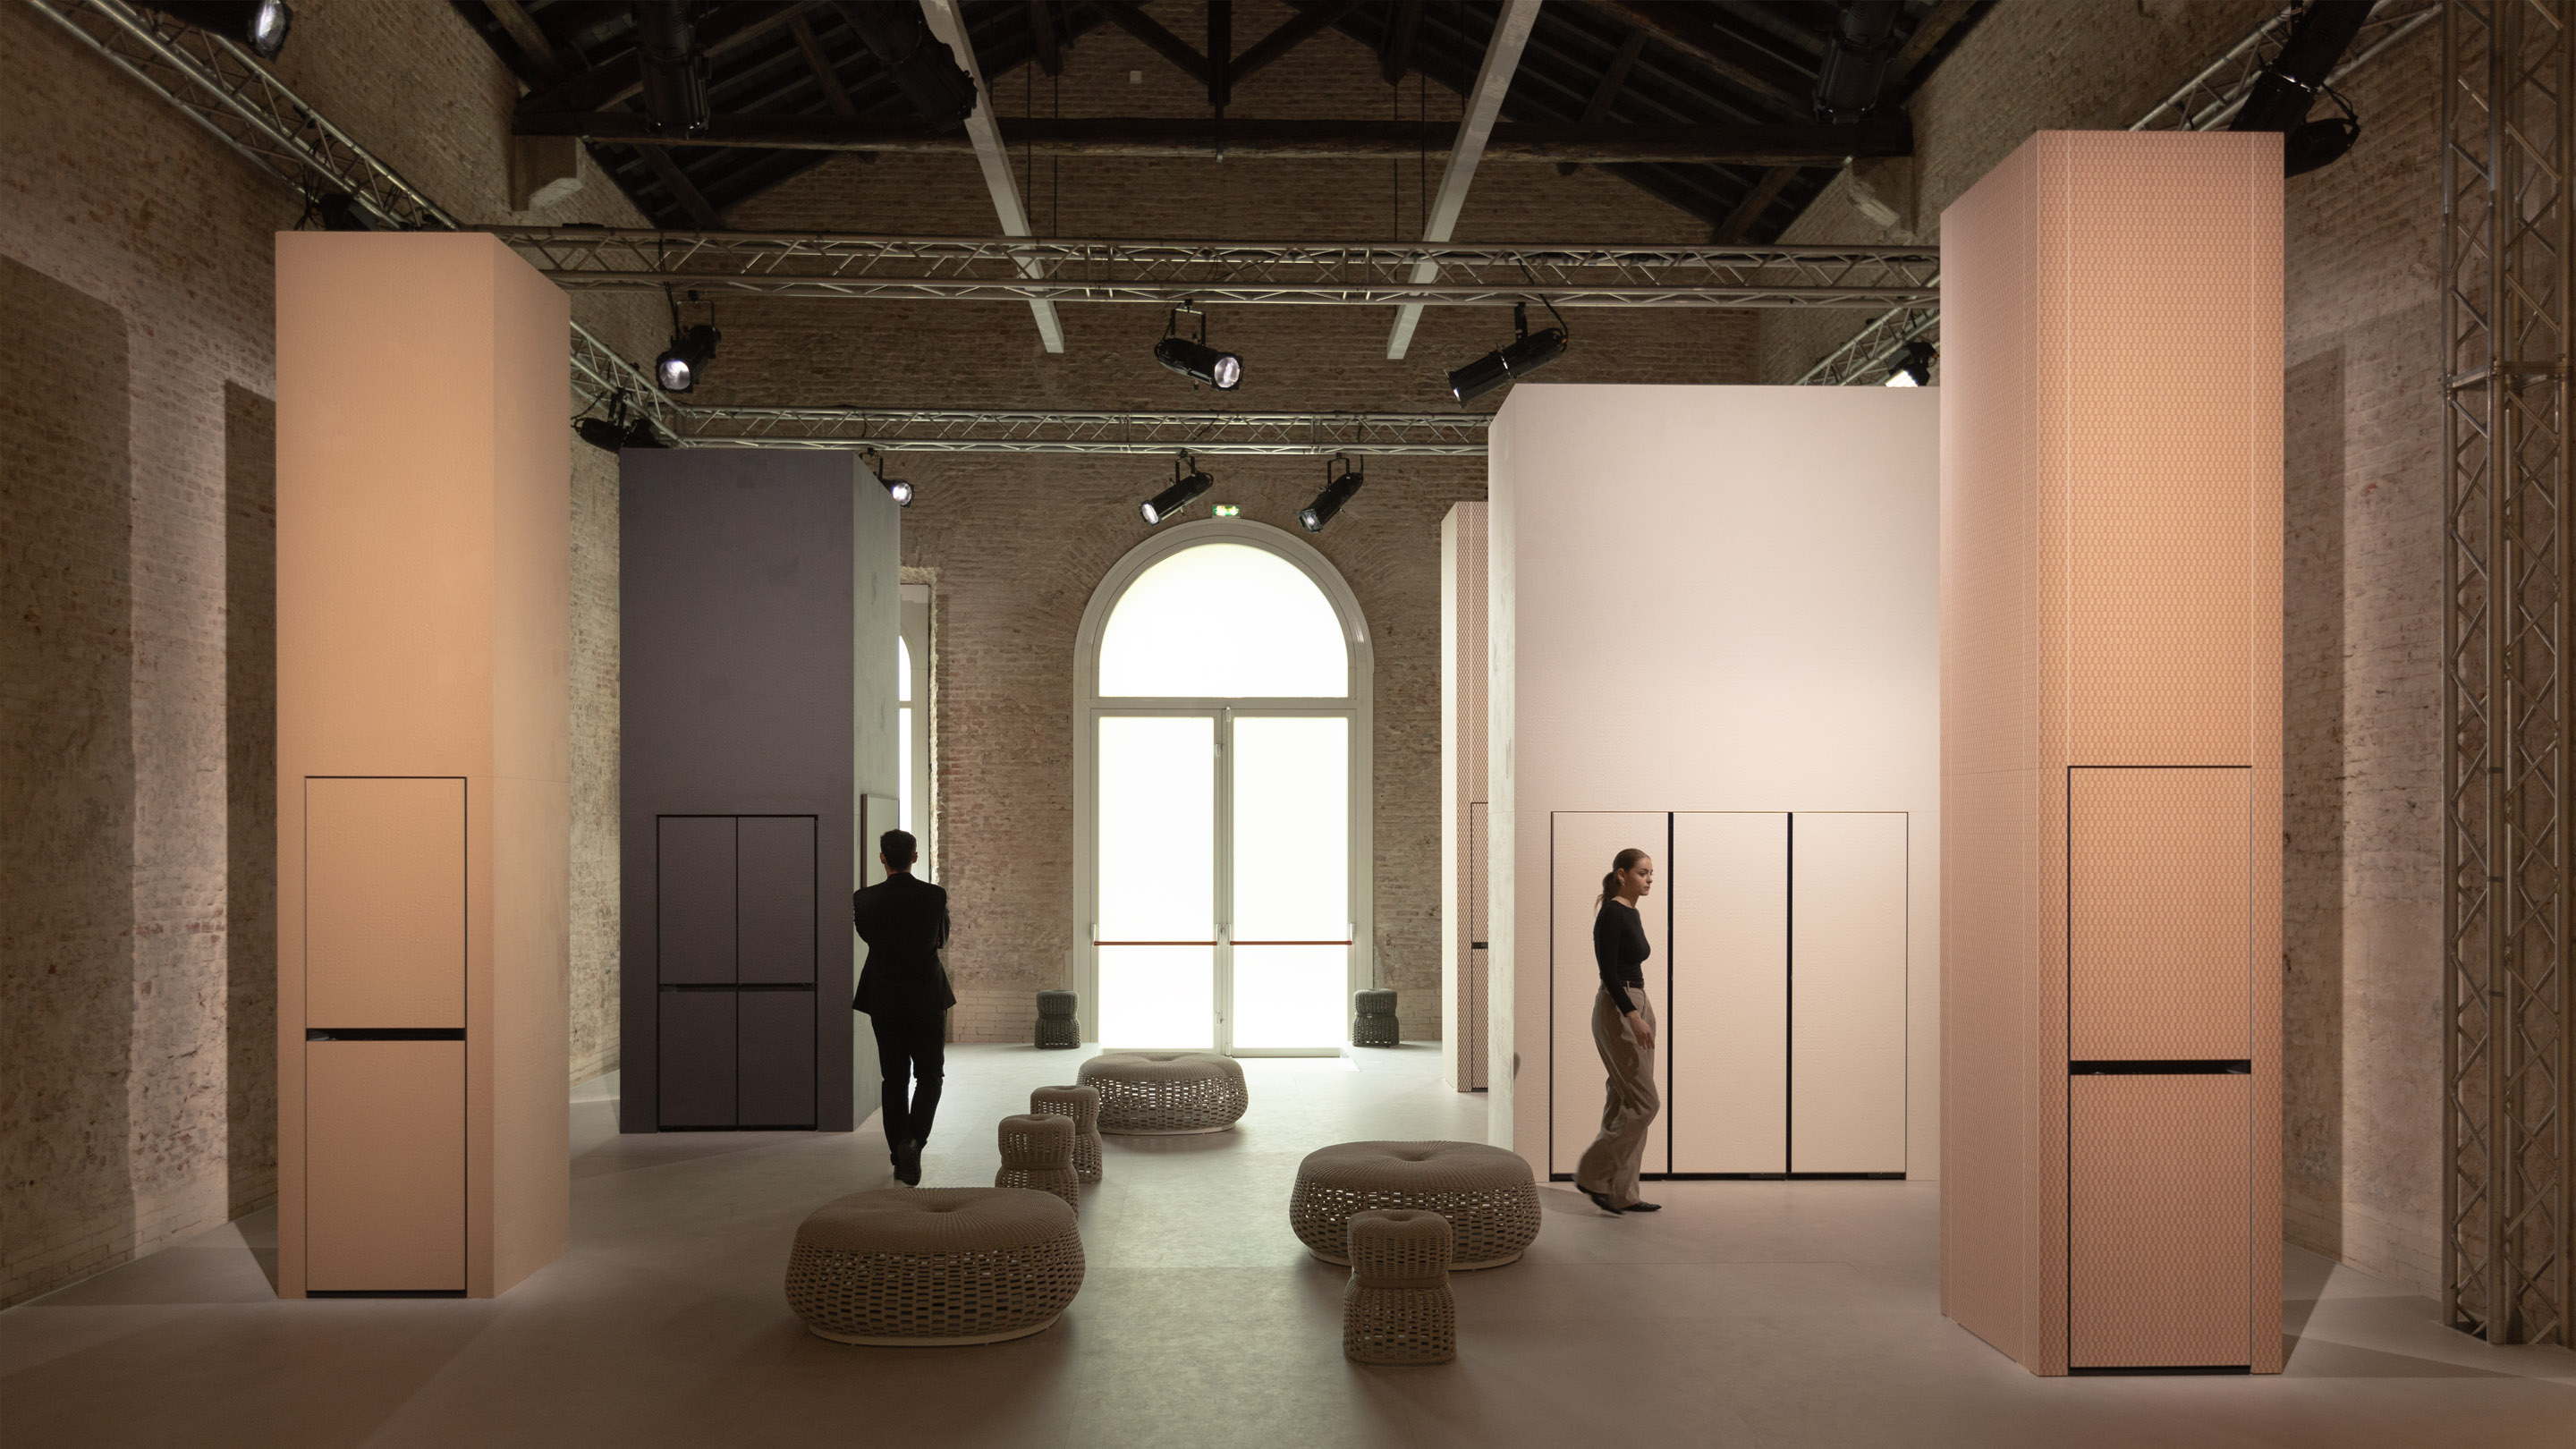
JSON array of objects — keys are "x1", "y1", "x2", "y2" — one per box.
[{"x1": 1574, "y1": 988, "x2": 1659, "y2": 1208}]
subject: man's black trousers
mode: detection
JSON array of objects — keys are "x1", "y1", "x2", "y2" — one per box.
[{"x1": 869, "y1": 1012, "x2": 945, "y2": 1149}]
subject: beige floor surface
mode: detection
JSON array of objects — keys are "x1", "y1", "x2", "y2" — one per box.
[{"x1": 4, "y1": 1042, "x2": 2571, "y2": 1448}]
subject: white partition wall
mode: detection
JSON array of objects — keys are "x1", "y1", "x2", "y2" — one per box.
[{"x1": 1487, "y1": 385, "x2": 1939, "y2": 1182}]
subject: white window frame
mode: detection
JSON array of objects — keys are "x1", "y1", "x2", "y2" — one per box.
[{"x1": 1071, "y1": 519, "x2": 1375, "y2": 1056}]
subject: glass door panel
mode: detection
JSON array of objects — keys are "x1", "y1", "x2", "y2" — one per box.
[
  {"x1": 1230, "y1": 716, "x2": 1349, "y2": 1049},
  {"x1": 1097, "y1": 716, "x2": 1216, "y2": 1047}
]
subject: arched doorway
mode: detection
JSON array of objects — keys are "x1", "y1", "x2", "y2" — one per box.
[{"x1": 1072, "y1": 520, "x2": 1373, "y2": 1054}]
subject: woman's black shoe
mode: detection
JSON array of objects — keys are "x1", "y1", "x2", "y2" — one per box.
[
  {"x1": 893, "y1": 1139, "x2": 923, "y2": 1186},
  {"x1": 1584, "y1": 1190, "x2": 1622, "y2": 1215},
  {"x1": 1622, "y1": 1199, "x2": 1662, "y2": 1213}
]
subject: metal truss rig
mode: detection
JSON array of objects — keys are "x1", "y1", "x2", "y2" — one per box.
[
  {"x1": 672, "y1": 408, "x2": 1488, "y2": 456},
  {"x1": 1797, "y1": 0, "x2": 2441, "y2": 386},
  {"x1": 2440, "y1": 0, "x2": 2572, "y2": 1351},
  {"x1": 492, "y1": 230, "x2": 1939, "y2": 309}
]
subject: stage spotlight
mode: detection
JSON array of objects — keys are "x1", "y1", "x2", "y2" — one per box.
[
  {"x1": 1140, "y1": 454, "x2": 1214, "y2": 525},
  {"x1": 313, "y1": 191, "x2": 373, "y2": 231},
  {"x1": 1885, "y1": 339, "x2": 1936, "y2": 387},
  {"x1": 656, "y1": 323, "x2": 719, "y2": 393},
  {"x1": 1448, "y1": 302, "x2": 1569, "y2": 403},
  {"x1": 862, "y1": 449, "x2": 915, "y2": 507},
  {"x1": 574, "y1": 393, "x2": 667, "y2": 453},
  {"x1": 575, "y1": 416, "x2": 626, "y2": 453},
  {"x1": 633, "y1": 0, "x2": 710, "y2": 137},
  {"x1": 1298, "y1": 454, "x2": 1364, "y2": 533},
  {"x1": 620, "y1": 419, "x2": 668, "y2": 450},
  {"x1": 1154, "y1": 305, "x2": 1242, "y2": 390},
  {"x1": 2284, "y1": 88, "x2": 2360, "y2": 178},
  {"x1": 840, "y1": 2, "x2": 979, "y2": 131},
  {"x1": 146, "y1": 2, "x2": 292, "y2": 58}
]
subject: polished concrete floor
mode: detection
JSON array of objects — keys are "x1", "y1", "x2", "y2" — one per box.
[{"x1": 4, "y1": 1044, "x2": 2572, "y2": 1448}]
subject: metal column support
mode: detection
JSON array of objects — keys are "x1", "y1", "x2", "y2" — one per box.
[{"x1": 2442, "y1": 0, "x2": 2572, "y2": 1351}]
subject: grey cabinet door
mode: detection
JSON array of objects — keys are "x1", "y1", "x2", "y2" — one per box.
[
  {"x1": 738, "y1": 816, "x2": 817, "y2": 985},
  {"x1": 657, "y1": 817, "x2": 738, "y2": 985},
  {"x1": 738, "y1": 991, "x2": 818, "y2": 1127},
  {"x1": 657, "y1": 991, "x2": 737, "y2": 1127}
]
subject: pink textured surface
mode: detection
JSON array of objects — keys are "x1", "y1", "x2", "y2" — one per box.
[
  {"x1": 1941, "y1": 131, "x2": 2283, "y2": 1376},
  {"x1": 2070, "y1": 1073, "x2": 2254, "y2": 1367}
]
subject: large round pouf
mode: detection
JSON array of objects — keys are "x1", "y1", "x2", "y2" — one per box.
[
  {"x1": 1290, "y1": 1141, "x2": 1540, "y2": 1270},
  {"x1": 1343, "y1": 1208, "x2": 1456, "y2": 1365},
  {"x1": 1078, "y1": 1050, "x2": 1249, "y2": 1134},
  {"x1": 784, "y1": 1188, "x2": 1084, "y2": 1346},
  {"x1": 1035, "y1": 990, "x2": 1080, "y2": 1050},
  {"x1": 1030, "y1": 1084, "x2": 1105, "y2": 1182}
]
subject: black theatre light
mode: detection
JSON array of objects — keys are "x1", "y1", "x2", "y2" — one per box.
[
  {"x1": 1885, "y1": 339, "x2": 1936, "y2": 387},
  {"x1": 146, "y1": 2, "x2": 292, "y2": 58},
  {"x1": 1154, "y1": 305, "x2": 1242, "y2": 390},
  {"x1": 1140, "y1": 453, "x2": 1214, "y2": 526},
  {"x1": 1447, "y1": 302, "x2": 1569, "y2": 403},
  {"x1": 573, "y1": 393, "x2": 666, "y2": 453},
  {"x1": 863, "y1": 449, "x2": 915, "y2": 508},
  {"x1": 632, "y1": 1, "x2": 711, "y2": 137},
  {"x1": 838, "y1": 2, "x2": 979, "y2": 131},
  {"x1": 1298, "y1": 454, "x2": 1365, "y2": 534},
  {"x1": 313, "y1": 191, "x2": 374, "y2": 232},
  {"x1": 656, "y1": 323, "x2": 719, "y2": 393},
  {"x1": 2284, "y1": 87, "x2": 2361, "y2": 179}
]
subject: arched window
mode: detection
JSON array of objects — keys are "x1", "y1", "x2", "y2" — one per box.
[{"x1": 1074, "y1": 521, "x2": 1372, "y2": 1054}]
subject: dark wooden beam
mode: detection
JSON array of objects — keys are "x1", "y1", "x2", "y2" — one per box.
[
  {"x1": 1096, "y1": 2, "x2": 1212, "y2": 85},
  {"x1": 1208, "y1": 0, "x2": 1231, "y2": 111},
  {"x1": 1234, "y1": 0, "x2": 1364, "y2": 82},
  {"x1": 479, "y1": 0, "x2": 561, "y2": 81},
  {"x1": 1558, "y1": 30, "x2": 1648, "y2": 177},
  {"x1": 634, "y1": 144, "x2": 724, "y2": 227},
  {"x1": 1030, "y1": 0, "x2": 1061, "y2": 76},
  {"x1": 522, "y1": 112, "x2": 1912, "y2": 164},
  {"x1": 1379, "y1": 0, "x2": 1421, "y2": 83},
  {"x1": 1582, "y1": 1, "x2": 1813, "y2": 116},
  {"x1": 514, "y1": 3, "x2": 809, "y2": 117},
  {"x1": 1712, "y1": 165, "x2": 1797, "y2": 243},
  {"x1": 1887, "y1": 0, "x2": 1976, "y2": 87},
  {"x1": 784, "y1": 13, "x2": 871, "y2": 163}
]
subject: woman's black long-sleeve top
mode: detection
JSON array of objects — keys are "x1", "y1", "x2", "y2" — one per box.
[{"x1": 1593, "y1": 899, "x2": 1649, "y2": 1014}]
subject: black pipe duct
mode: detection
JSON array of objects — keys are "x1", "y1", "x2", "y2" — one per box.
[
  {"x1": 1814, "y1": 0, "x2": 1904, "y2": 123},
  {"x1": 631, "y1": 2, "x2": 708, "y2": 137},
  {"x1": 835, "y1": 3, "x2": 978, "y2": 131}
]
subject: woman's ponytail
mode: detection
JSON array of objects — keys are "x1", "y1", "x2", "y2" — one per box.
[{"x1": 1596, "y1": 847, "x2": 1650, "y2": 906}]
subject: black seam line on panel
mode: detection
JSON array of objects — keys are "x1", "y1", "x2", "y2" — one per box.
[
  {"x1": 1547, "y1": 811, "x2": 1555, "y2": 1179},
  {"x1": 307, "y1": 1028, "x2": 466, "y2": 1041},
  {"x1": 462, "y1": 777, "x2": 471, "y2": 1253},
  {"x1": 2063, "y1": 770, "x2": 2072, "y2": 1364},
  {"x1": 661, "y1": 982, "x2": 814, "y2": 992},
  {"x1": 2068, "y1": 1366, "x2": 2251, "y2": 1377},
  {"x1": 732, "y1": 814, "x2": 741, "y2": 1128},
  {"x1": 307, "y1": 1290, "x2": 466, "y2": 1299},
  {"x1": 1664, "y1": 809, "x2": 1674, "y2": 1177},
  {"x1": 2069, "y1": 1059, "x2": 2251, "y2": 1075},
  {"x1": 1784, "y1": 811, "x2": 1794, "y2": 1177}
]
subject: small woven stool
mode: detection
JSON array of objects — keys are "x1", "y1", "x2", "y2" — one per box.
[
  {"x1": 1343, "y1": 1209, "x2": 1456, "y2": 1364},
  {"x1": 1352, "y1": 988, "x2": 1400, "y2": 1047},
  {"x1": 1035, "y1": 989, "x2": 1080, "y2": 1049},
  {"x1": 1030, "y1": 1084, "x2": 1104, "y2": 1183},
  {"x1": 1290, "y1": 1140, "x2": 1541, "y2": 1269},
  {"x1": 1078, "y1": 1050, "x2": 1249, "y2": 1134},
  {"x1": 784, "y1": 1188, "x2": 1084, "y2": 1345},
  {"x1": 995, "y1": 1113, "x2": 1080, "y2": 1208}
]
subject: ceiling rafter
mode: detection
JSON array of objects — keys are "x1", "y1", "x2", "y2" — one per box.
[
  {"x1": 1386, "y1": 0, "x2": 1546, "y2": 359},
  {"x1": 1096, "y1": 0, "x2": 1212, "y2": 84},
  {"x1": 920, "y1": 0, "x2": 1063, "y2": 352}
]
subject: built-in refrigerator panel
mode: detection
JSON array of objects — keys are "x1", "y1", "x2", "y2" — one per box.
[
  {"x1": 305, "y1": 1039, "x2": 465, "y2": 1291},
  {"x1": 1789, "y1": 812, "x2": 1910, "y2": 1174},
  {"x1": 1669, "y1": 812, "x2": 1788, "y2": 1174}
]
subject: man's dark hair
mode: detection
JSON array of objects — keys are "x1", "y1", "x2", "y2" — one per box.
[{"x1": 880, "y1": 829, "x2": 919, "y2": 869}]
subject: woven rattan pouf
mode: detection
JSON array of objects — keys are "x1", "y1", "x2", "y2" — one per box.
[
  {"x1": 1035, "y1": 990, "x2": 1080, "y2": 1049},
  {"x1": 1343, "y1": 1208, "x2": 1456, "y2": 1364},
  {"x1": 1030, "y1": 1084, "x2": 1104, "y2": 1182},
  {"x1": 995, "y1": 1113, "x2": 1080, "y2": 1208},
  {"x1": 1078, "y1": 1050, "x2": 1249, "y2": 1134},
  {"x1": 1290, "y1": 1140, "x2": 1540, "y2": 1269},
  {"x1": 1351, "y1": 988, "x2": 1400, "y2": 1047},
  {"x1": 784, "y1": 1188, "x2": 1084, "y2": 1346}
]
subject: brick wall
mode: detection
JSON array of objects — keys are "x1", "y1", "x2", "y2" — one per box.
[{"x1": 0, "y1": 0, "x2": 651, "y2": 1306}]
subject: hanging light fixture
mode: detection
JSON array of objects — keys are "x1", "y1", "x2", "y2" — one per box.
[
  {"x1": 862, "y1": 448, "x2": 915, "y2": 507},
  {"x1": 1154, "y1": 304, "x2": 1243, "y2": 390},
  {"x1": 1140, "y1": 453, "x2": 1214, "y2": 525},
  {"x1": 1447, "y1": 301, "x2": 1570, "y2": 403},
  {"x1": 573, "y1": 392, "x2": 668, "y2": 453},
  {"x1": 144, "y1": 2, "x2": 292, "y2": 58},
  {"x1": 656, "y1": 322, "x2": 719, "y2": 393},
  {"x1": 1884, "y1": 338, "x2": 1936, "y2": 387},
  {"x1": 1298, "y1": 454, "x2": 1365, "y2": 533}
]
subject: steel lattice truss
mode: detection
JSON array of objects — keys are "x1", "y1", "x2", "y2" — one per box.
[
  {"x1": 673, "y1": 408, "x2": 1489, "y2": 456},
  {"x1": 2442, "y1": 0, "x2": 2572, "y2": 1350},
  {"x1": 1799, "y1": 0, "x2": 2441, "y2": 387},
  {"x1": 490, "y1": 229, "x2": 1939, "y2": 309}
]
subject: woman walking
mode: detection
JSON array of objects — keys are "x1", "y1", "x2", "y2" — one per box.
[{"x1": 1576, "y1": 847, "x2": 1662, "y2": 1215}]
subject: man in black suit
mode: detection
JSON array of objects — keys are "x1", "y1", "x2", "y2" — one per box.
[{"x1": 852, "y1": 828, "x2": 953, "y2": 1185}]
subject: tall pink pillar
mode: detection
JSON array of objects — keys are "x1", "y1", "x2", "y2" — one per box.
[{"x1": 1940, "y1": 131, "x2": 2284, "y2": 1374}]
